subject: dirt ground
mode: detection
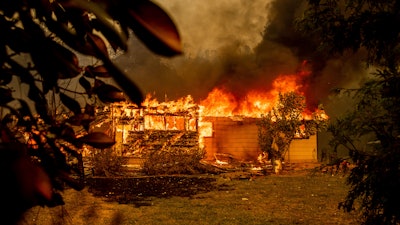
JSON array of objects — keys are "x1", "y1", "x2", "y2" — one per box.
[{"x1": 18, "y1": 168, "x2": 359, "y2": 225}]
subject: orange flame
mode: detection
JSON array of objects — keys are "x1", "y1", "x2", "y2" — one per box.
[
  {"x1": 134, "y1": 61, "x2": 328, "y2": 130},
  {"x1": 200, "y1": 72, "x2": 311, "y2": 118}
]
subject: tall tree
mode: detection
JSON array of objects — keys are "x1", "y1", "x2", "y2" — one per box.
[
  {"x1": 298, "y1": 1, "x2": 400, "y2": 224},
  {"x1": 0, "y1": 0, "x2": 182, "y2": 224},
  {"x1": 257, "y1": 91, "x2": 326, "y2": 173}
]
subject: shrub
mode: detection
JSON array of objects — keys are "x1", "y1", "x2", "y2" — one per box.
[
  {"x1": 143, "y1": 147, "x2": 206, "y2": 175},
  {"x1": 89, "y1": 148, "x2": 128, "y2": 177}
]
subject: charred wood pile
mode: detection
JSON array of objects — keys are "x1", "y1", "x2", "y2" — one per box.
[
  {"x1": 92, "y1": 100, "x2": 200, "y2": 155},
  {"x1": 91, "y1": 99, "x2": 206, "y2": 175},
  {"x1": 125, "y1": 130, "x2": 199, "y2": 158}
]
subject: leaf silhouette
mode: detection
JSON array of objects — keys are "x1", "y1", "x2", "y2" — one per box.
[
  {"x1": 59, "y1": 92, "x2": 82, "y2": 115},
  {"x1": 0, "y1": 144, "x2": 53, "y2": 215},
  {"x1": 0, "y1": 68, "x2": 13, "y2": 85},
  {"x1": 124, "y1": 0, "x2": 182, "y2": 56},
  {"x1": 0, "y1": 0, "x2": 184, "y2": 220},
  {"x1": 87, "y1": 44, "x2": 144, "y2": 105},
  {"x1": 66, "y1": 113, "x2": 95, "y2": 127},
  {"x1": 84, "y1": 104, "x2": 95, "y2": 116},
  {"x1": 93, "y1": 79, "x2": 106, "y2": 88},
  {"x1": 0, "y1": 87, "x2": 14, "y2": 105},
  {"x1": 84, "y1": 65, "x2": 111, "y2": 78},
  {"x1": 61, "y1": 126, "x2": 76, "y2": 141},
  {"x1": 3, "y1": 25, "x2": 32, "y2": 53},
  {"x1": 94, "y1": 83, "x2": 126, "y2": 103},
  {"x1": 50, "y1": 42, "x2": 82, "y2": 79},
  {"x1": 17, "y1": 100, "x2": 34, "y2": 124},
  {"x1": 79, "y1": 132, "x2": 115, "y2": 149},
  {"x1": 61, "y1": 0, "x2": 128, "y2": 51},
  {"x1": 86, "y1": 32, "x2": 109, "y2": 58},
  {"x1": 78, "y1": 76, "x2": 92, "y2": 96},
  {"x1": 90, "y1": 17, "x2": 128, "y2": 52}
]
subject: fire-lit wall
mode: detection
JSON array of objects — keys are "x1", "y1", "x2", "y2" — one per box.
[
  {"x1": 286, "y1": 135, "x2": 317, "y2": 162},
  {"x1": 202, "y1": 116, "x2": 317, "y2": 163},
  {"x1": 203, "y1": 117, "x2": 260, "y2": 161}
]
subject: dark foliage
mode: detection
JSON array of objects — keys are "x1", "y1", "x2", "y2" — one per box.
[
  {"x1": 257, "y1": 92, "x2": 327, "y2": 173},
  {"x1": 143, "y1": 147, "x2": 207, "y2": 175},
  {"x1": 298, "y1": 1, "x2": 400, "y2": 224},
  {"x1": 0, "y1": 0, "x2": 182, "y2": 223},
  {"x1": 89, "y1": 148, "x2": 128, "y2": 177}
]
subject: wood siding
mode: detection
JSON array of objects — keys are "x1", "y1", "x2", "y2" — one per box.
[
  {"x1": 203, "y1": 117, "x2": 317, "y2": 163},
  {"x1": 285, "y1": 135, "x2": 317, "y2": 163}
]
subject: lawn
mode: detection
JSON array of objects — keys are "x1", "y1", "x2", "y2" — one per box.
[{"x1": 19, "y1": 170, "x2": 358, "y2": 225}]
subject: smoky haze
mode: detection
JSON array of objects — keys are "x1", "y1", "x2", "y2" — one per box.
[{"x1": 115, "y1": 0, "x2": 369, "y2": 112}]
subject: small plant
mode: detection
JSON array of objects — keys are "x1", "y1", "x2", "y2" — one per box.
[
  {"x1": 143, "y1": 147, "x2": 206, "y2": 175},
  {"x1": 89, "y1": 148, "x2": 128, "y2": 177},
  {"x1": 257, "y1": 92, "x2": 327, "y2": 174}
]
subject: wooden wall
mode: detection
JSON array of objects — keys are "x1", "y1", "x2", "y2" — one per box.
[
  {"x1": 285, "y1": 135, "x2": 317, "y2": 163},
  {"x1": 202, "y1": 117, "x2": 317, "y2": 163},
  {"x1": 203, "y1": 117, "x2": 260, "y2": 161}
]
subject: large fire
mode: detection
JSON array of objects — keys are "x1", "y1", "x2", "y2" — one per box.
[
  {"x1": 133, "y1": 62, "x2": 327, "y2": 122},
  {"x1": 200, "y1": 74, "x2": 306, "y2": 118},
  {"x1": 107, "y1": 60, "x2": 329, "y2": 135},
  {"x1": 199, "y1": 63, "x2": 318, "y2": 118},
  {"x1": 108, "y1": 62, "x2": 327, "y2": 130},
  {"x1": 106, "y1": 64, "x2": 328, "y2": 161}
]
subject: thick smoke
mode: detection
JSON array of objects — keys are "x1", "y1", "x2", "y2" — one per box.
[
  {"x1": 256, "y1": 0, "x2": 369, "y2": 110},
  {"x1": 115, "y1": 0, "x2": 369, "y2": 111},
  {"x1": 116, "y1": 0, "x2": 271, "y2": 100}
]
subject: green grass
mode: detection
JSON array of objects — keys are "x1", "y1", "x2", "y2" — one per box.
[{"x1": 19, "y1": 171, "x2": 358, "y2": 225}]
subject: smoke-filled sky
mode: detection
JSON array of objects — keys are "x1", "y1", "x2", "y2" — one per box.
[{"x1": 114, "y1": 0, "x2": 370, "y2": 115}]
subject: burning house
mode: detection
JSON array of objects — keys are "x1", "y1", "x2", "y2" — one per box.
[
  {"x1": 90, "y1": 62, "x2": 329, "y2": 167},
  {"x1": 100, "y1": 85, "x2": 323, "y2": 166},
  {"x1": 200, "y1": 116, "x2": 318, "y2": 163}
]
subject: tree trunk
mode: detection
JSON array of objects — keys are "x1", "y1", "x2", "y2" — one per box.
[{"x1": 273, "y1": 159, "x2": 283, "y2": 174}]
